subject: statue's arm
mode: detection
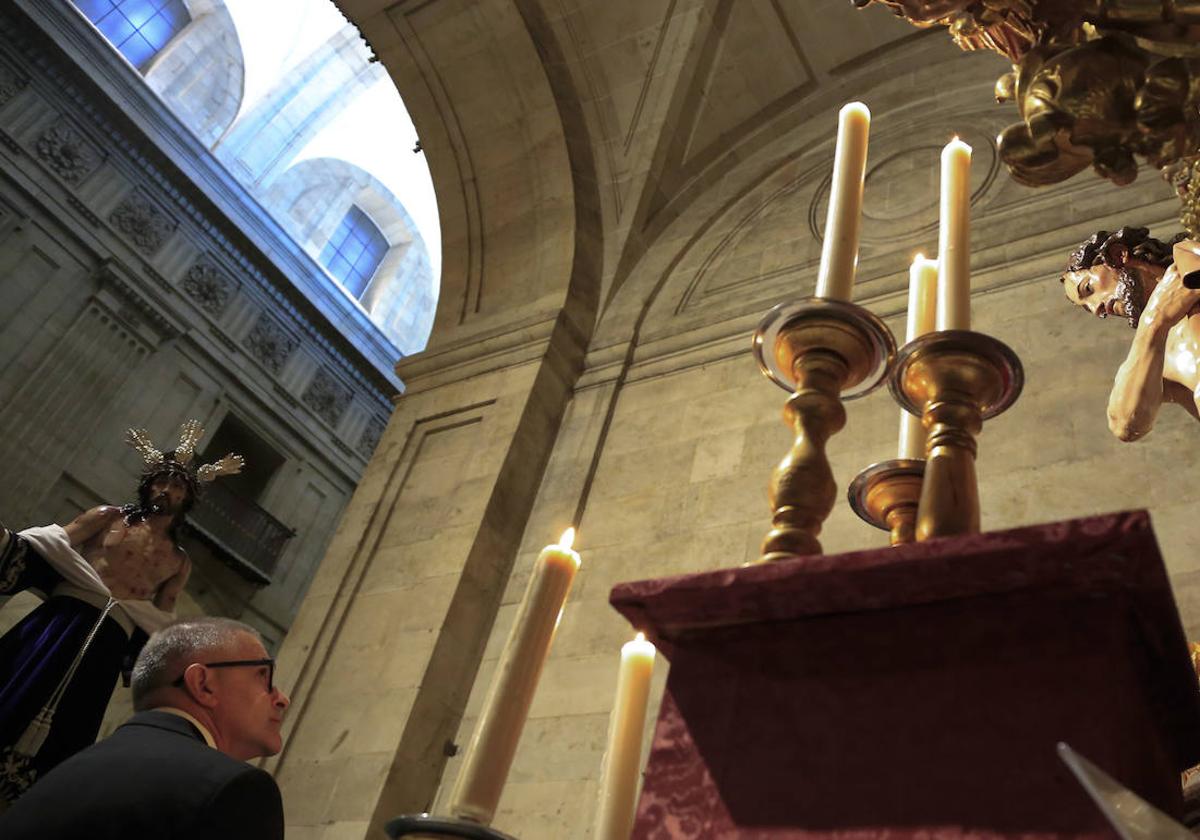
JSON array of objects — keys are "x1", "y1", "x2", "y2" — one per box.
[
  {"x1": 153, "y1": 549, "x2": 190, "y2": 612},
  {"x1": 1163, "y1": 379, "x2": 1200, "y2": 421},
  {"x1": 62, "y1": 505, "x2": 123, "y2": 549},
  {"x1": 1173, "y1": 240, "x2": 1200, "y2": 279},
  {"x1": 1108, "y1": 259, "x2": 1200, "y2": 440},
  {"x1": 1107, "y1": 324, "x2": 1169, "y2": 441}
]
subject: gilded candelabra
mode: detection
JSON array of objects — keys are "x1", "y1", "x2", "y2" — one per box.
[
  {"x1": 889, "y1": 330, "x2": 1023, "y2": 539},
  {"x1": 848, "y1": 458, "x2": 926, "y2": 545},
  {"x1": 751, "y1": 298, "x2": 896, "y2": 561}
]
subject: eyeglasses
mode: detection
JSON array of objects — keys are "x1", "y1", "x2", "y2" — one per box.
[{"x1": 171, "y1": 658, "x2": 275, "y2": 692}]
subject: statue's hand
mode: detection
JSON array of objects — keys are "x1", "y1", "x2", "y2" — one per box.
[{"x1": 1142, "y1": 265, "x2": 1200, "y2": 333}]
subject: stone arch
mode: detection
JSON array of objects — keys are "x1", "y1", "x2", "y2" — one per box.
[
  {"x1": 262, "y1": 156, "x2": 436, "y2": 355},
  {"x1": 365, "y1": 0, "x2": 602, "y2": 352},
  {"x1": 143, "y1": 0, "x2": 245, "y2": 148}
]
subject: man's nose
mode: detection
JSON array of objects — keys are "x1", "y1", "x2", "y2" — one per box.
[{"x1": 273, "y1": 686, "x2": 290, "y2": 709}]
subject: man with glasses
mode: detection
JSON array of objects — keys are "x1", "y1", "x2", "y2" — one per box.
[{"x1": 0, "y1": 617, "x2": 290, "y2": 840}]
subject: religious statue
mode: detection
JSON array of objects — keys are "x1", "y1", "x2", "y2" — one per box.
[
  {"x1": 1060, "y1": 227, "x2": 1200, "y2": 440},
  {"x1": 0, "y1": 421, "x2": 243, "y2": 806}
]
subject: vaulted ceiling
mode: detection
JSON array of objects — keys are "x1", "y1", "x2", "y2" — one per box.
[{"x1": 337, "y1": 0, "x2": 1103, "y2": 355}]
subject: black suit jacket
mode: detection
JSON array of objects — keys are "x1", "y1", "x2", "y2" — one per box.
[{"x1": 0, "y1": 709, "x2": 284, "y2": 840}]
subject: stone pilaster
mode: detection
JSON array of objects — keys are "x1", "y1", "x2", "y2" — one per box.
[{"x1": 268, "y1": 309, "x2": 587, "y2": 839}]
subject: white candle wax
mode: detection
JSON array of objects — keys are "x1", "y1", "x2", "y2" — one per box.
[
  {"x1": 815, "y1": 102, "x2": 871, "y2": 301},
  {"x1": 450, "y1": 529, "x2": 581, "y2": 825},
  {"x1": 595, "y1": 633, "x2": 657, "y2": 840},
  {"x1": 936, "y1": 137, "x2": 972, "y2": 330},
  {"x1": 898, "y1": 255, "x2": 939, "y2": 460}
]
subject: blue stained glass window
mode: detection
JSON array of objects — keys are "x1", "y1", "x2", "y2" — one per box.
[
  {"x1": 319, "y1": 207, "x2": 389, "y2": 299},
  {"x1": 72, "y1": 0, "x2": 191, "y2": 72},
  {"x1": 74, "y1": 0, "x2": 113, "y2": 18},
  {"x1": 120, "y1": 34, "x2": 157, "y2": 70}
]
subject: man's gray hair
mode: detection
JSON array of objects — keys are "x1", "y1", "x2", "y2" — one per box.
[{"x1": 131, "y1": 617, "x2": 260, "y2": 711}]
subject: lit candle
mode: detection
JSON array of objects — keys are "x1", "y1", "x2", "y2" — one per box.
[
  {"x1": 936, "y1": 136, "x2": 972, "y2": 330},
  {"x1": 898, "y1": 255, "x2": 938, "y2": 459},
  {"x1": 595, "y1": 632, "x2": 657, "y2": 840},
  {"x1": 450, "y1": 529, "x2": 582, "y2": 825},
  {"x1": 815, "y1": 102, "x2": 871, "y2": 301}
]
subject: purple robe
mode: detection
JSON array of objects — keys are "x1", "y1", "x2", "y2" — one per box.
[{"x1": 0, "y1": 533, "x2": 136, "y2": 805}]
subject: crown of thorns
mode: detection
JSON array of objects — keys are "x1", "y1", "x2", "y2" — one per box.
[
  {"x1": 125, "y1": 420, "x2": 244, "y2": 483},
  {"x1": 1066, "y1": 227, "x2": 1180, "y2": 273}
]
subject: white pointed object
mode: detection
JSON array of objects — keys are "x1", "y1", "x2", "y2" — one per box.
[{"x1": 1057, "y1": 742, "x2": 1193, "y2": 840}]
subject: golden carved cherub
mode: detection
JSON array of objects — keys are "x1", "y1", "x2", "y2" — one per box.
[
  {"x1": 855, "y1": 0, "x2": 1200, "y2": 237},
  {"x1": 1061, "y1": 227, "x2": 1200, "y2": 440},
  {"x1": 999, "y1": 38, "x2": 1148, "y2": 188}
]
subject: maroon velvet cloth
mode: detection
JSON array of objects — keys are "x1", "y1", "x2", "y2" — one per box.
[{"x1": 609, "y1": 511, "x2": 1200, "y2": 839}]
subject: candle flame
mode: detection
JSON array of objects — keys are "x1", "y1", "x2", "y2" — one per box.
[
  {"x1": 913, "y1": 251, "x2": 925, "y2": 262},
  {"x1": 635, "y1": 632, "x2": 645, "y2": 643},
  {"x1": 558, "y1": 527, "x2": 575, "y2": 550},
  {"x1": 947, "y1": 135, "x2": 973, "y2": 153}
]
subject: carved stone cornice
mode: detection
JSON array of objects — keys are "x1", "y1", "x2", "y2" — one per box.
[
  {"x1": 330, "y1": 437, "x2": 357, "y2": 460},
  {"x1": 66, "y1": 194, "x2": 99, "y2": 226},
  {"x1": 0, "y1": 129, "x2": 21, "y2": 155},
  {"x1": 3, "y1": 1, "x2": 400, "y2": 410},
  {"x1": 0, "y1": 58, "x2": 26, "y2": 107},
  {"x1": 395, "y1": 307, "x2": 590, "y2": 397},
  {"x1": 206, "y1": 327, "x2": 239, "y2": 353},
  {"x1": 272, "y1": 383, "x2": 300, "y2": 409},
  {"x1": 94, "y1": 258, "x2": 181, "y2": 345},
  {"x1": 35, "y1": 3, "x2": 397, "y2": 382}
]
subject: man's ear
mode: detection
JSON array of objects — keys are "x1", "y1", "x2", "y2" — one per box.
[
  {"x1": 181, "y1": 663, "x2": 219, "y2": 709},
  {"x1": 1103, "y1": 242, "x2": 1130, "y2": 267}
]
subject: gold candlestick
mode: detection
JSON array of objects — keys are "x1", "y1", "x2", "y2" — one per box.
[
  {"x1": 889, "y1": 330, "x2": 1023, "y2": 541},
  {"x1": 848, "y1": 458, "x2": 925, "y2": 546},
  {"x1": 384, "y1": 814, "x2": 516, "y2": 839},
  {"x1": 751, "y1": 298, "x2": 896, "y2": 562}
]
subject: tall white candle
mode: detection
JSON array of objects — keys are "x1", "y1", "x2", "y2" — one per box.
[
  {"x1": 936, "y1": 137, "x2": 972, "y2": 330},
  {"x1": 815, "y1": 102, "x2": 871, "y2": 301},
  {"x1": 595, "y1": 633, "x2": 657, "y2": 840},
  {"x1": 898, "y1": 255, "x2": 938, "y2": 459},
  {"x1": 450, "y1": 529, "x2": 581, "y2": 825}
]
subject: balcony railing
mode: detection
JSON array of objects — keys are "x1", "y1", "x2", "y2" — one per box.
[{"x1": 185, "y1": 481, "x2": 295, "y2": 585}]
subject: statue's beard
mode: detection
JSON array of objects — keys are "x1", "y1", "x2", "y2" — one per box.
[
  {"x1": 147, "y1": 492, "x2": 183, "y2": 516},
  {"x1": 1098, "y1": 268, "x2": 1145, "y2": 329}
]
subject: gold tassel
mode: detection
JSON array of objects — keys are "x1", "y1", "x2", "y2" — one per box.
[{"x1": 13, "y1": 709, "x2": 52, "y2": 757}]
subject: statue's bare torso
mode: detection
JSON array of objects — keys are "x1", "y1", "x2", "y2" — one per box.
[
  {"x1": 1163, "y1": 308, "x2": 1200, "y2": 398},
  {"x1": 66, "y1": 505, "x2": 189, "y2": 609}
]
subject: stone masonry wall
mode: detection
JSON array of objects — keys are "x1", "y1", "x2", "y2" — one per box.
[{"x1": 291, "y1": 2, "x2": 1200, "y2": 838}]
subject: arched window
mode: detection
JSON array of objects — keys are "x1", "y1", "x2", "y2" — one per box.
[
  {"x1": 319, "y1": 206, "x2": 388, "y2": 299},
  {"x1": 73, "y1": 0, "x2": 191, "y2": 71}
]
